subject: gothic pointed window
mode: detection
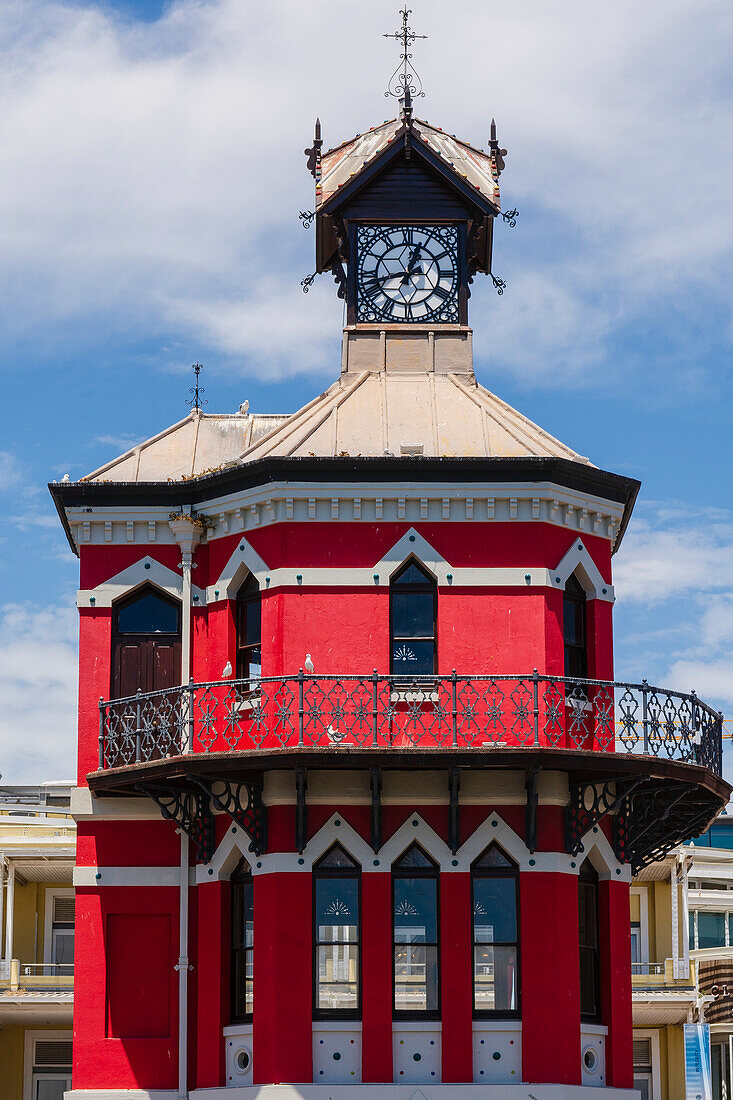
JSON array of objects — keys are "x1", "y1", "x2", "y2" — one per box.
[
  {"x1": 236, "y1": 574, "x2": 262, "y2": 683},
  {"x1": 392, "y1": 843, "x2": 439, "y2": 1016},
  {"x1": 563, "y1": 573, "x2": 588, "y2": 679},
  {"x1": 231, "y1": 858, "x2": 254, "y2": 1021},
  {"x1": 111, "y1": 585, "x2": 181, "y2": 699},
  {"x1": 471, "y1": 844, "x2": 520, "y2": 1017},
  {"x1": 314, "y1": 845, "x2": 360, "y2": 1017},
  {"x1": 390, "y1": 560, "x2": 437, "y2": 675},
  {"x1": 579, "y1": 861, "x2": 600, "y2": 1021}
]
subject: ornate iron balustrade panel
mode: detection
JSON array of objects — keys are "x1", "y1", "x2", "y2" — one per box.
[{"x1": 99, "y1": 672, "x2": 724, "y2": 777}]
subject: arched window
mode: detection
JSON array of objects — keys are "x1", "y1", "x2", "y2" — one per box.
[
  {"x1": 578, "y1": 861, "x2": 600, "y2": 1021},
  {"x1": 392, "y1": 843, "x2": 439, "y2": 1016},
  {"x1": 111, "y1": 585, "x2": 181, "y2": 698},
  {"x1": 314, "y1": 844, "x2": 360, "y2": 1017},
  {"x1": 231, "y1": 858, "x2": 254, "y2": 1021},
  {"x1": 563, "y1": 573, "x2": 588, "y2": 678},
  {"x1": 471, "y1": 843, "x2": 520, "y2": 1017},
  {"x1": 236, "y1": 574, "x2": 261, "y2": 682},
  {"x1": 390, "y1": 560, "x2": 437, "y2": 676}
]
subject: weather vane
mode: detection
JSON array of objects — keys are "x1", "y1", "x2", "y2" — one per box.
[
  {"x1": 186, "y1": 362, "x2": 207, "y2": 411},
  {"x1": 384, "y1": 7, "x2": 427, "y2": 101}
]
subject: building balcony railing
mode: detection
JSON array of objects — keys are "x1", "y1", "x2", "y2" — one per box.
[
  {"x1": 0, "y1": 960, "x2": 73, "y2": 994},
  {"x1": 631, "y1": 958, "x2": 696, "y2": 989},
  {"x1": 97, "y1": 672, "x2": 724, "y2": 776}
]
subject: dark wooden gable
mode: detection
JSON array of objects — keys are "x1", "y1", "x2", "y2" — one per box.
[{"x1": 339, "y1": 150, "x2": 475, "y2": 222}]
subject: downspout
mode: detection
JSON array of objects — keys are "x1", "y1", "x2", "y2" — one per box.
[
  {"x1": 670, "y1": 859, "x2": 680, "y2": 979},
  {"x1": 174, "y1": 831, "x2": 190, "y2": 1100},
  {"x1": 168, "y1": 511, "x2": 201, "y2": 1100},
  {"x1": 4, "y1": 860, "x2": 14, "y2": 981},
  {"x1": 681, "y1": 849, "x2": 691, "y2": 981}
]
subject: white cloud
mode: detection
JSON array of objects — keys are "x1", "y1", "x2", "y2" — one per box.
[
  {"x1": 0, "y1": 0, "x2": 729, "y2": 381},
  {"x1": 0, "y1": 452, "x2": 23, "y2": 491},
  {"x1": 0, "y1": 601, "x2": 77, "y2": 783},
  {"x1": 614, "y1": 513, "x2": 733, "y2": 604}
]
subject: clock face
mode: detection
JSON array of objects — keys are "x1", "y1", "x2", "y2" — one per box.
[{"x1": 355, "y1": 224, "x2": 459, "y2": 323}]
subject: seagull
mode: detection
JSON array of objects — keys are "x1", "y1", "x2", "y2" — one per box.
[
  {"x1": 61, "y1": 473, "x2": 70, "y2": 482},
  {"x1": 221, "y1": 660, "x2": 233, "y2": 679},
  {"x1": 239, "y1": 400, "x2": 250, "y2": 415},
  {"x1": 304, "y1": 653, "x2": 315, "y2": 674}
]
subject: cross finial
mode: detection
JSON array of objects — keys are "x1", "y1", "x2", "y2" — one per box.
[
  {"x1": 384, "y1": 7, "x2": 427, "y2": 104},
  {"x1": 186, "y1": 362, "x2": 207, "y2": 411}
]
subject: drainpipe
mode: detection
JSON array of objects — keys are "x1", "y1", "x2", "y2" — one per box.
[
  {"x1": 174, "y1": 830, "x2": 190, "y2": 1100},
  {"x1": 168, "y1": 510, "x2": 202, "y2": 687},
  {"x1": 680, "y1": 850, "x2": 691, "y2": 981},
  {"x1": 671, "y1": 859, "x2": 680, "y2": 979},
  {"x1": 0, "y1": 856, "x2": 5, "y2": 977},
  {"x1": 4, "y1": 861, "x2": 14, "y2": 981}
]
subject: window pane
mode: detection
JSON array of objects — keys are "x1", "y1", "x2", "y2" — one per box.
[
  {"x1": 316, "y1": 877, "x2": 358, "y2": 941},
  {"x1": 36, "y1": 1083, "x2": 69, "y2": 1100},
  {"x1": 393, "y1": 563, "x2": 431, "y2": 586},
  {"x1": 698, "y1": 911, "x2": 726, "y2": 948},
  {"x1": 394, "y1": 944, "x2": 438, "y2": 1012},
  {"x1": 473, "y1": 945, "x2": 518, "y2": 1012},
  {"x1": 579, "y1": 945, "x2": 599, "y2": 1017},
  {"x1": 233, "y1": 881, "x2": 254, "y2": 949},
  {"x1": 578, "y1": 882, "x2": 598, "y2": 948},
  {"x1": 392, "y1": 591, "x2": 434, "y2": 638},
  {"x1": 689, "y1": 910, "x2": 695, "y2": 948},
  {"x1": 317, "y1": 944, "x2": 359, "y2": 1010},
  {"x1": 245, "y1": 598, "x2": 261, "y2": 646},
  {"x1": 394, "y1": 877, "x2": 437, "y2": 942},
  {"x1": 53, "y1": 930, "x2": 74, "y2": 966},
  {"x1": 473, "y1": 877, "x2": 517, "y2": 943},
  {"x1": 117, "y1": 592, "x2": 179, "y2": 634},
  {"x1": 392, "y1": 639, "x2": 434, "y2": 674},
  {"x1": 563, "y1": 599, "x2": 582, "y2": 646},
  {"x1": 233, "y1": 948, "x2": 253, "y2": 1016}
]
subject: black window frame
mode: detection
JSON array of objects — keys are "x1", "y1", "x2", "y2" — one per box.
[
  {"x1": 230, "y1": 860, "x2": 254, "y2": 1023},
  {"x1": 235, "y1": 574, "x2": 262, "y2": 682},
  {"x1": 114, "y1": 583, "x2": 181, "y2": 636},
  {"x1": 578, "y1": 861, "x2": 601, "y2": 1023},
  {"x1": 312, "y1": 844, "x2": 362, "y2": 1020},
  {"x1": 389, "y1": 559, "x2": 437, "y2": 676},
  {"x1": 563, "y1": 572, "x2": 588, "y2": 679},
  {"x1": 392, "y1": 843, "x2": 441, "y2": 1020},
  {"x1": 471, "y1": 844, "x2": 521, "y2": 1020}
]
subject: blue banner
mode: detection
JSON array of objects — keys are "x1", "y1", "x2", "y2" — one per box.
[{"x1": 684, "y1": 1023, "x2": 712, "y2": 1100}]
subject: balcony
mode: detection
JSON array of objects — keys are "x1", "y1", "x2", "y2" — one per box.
[
  {"x1": 632, "y1": 958, "x2": 698, "y2": 1027},
  {"x1": 0, "y1": 962, "x2": 73, "y2": 1024},
  {"x1": 97, "y1": 672, "x2": 723, "y2": 775}
]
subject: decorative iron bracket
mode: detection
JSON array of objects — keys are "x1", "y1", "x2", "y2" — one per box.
[
  {"x1": 299, "y1": 210, "x2": 316, "y2": 229},
  {"x1": 617, "y1": 782, "x2": 718, "y2": 873},
  {"x1": 565, "y1": 774, "x2": 646, "y2": 858},
  {"x1": 138, "y1": 783, "x2": 215, "y2": 864},
  {"x1": 525, "y1": 766, "x2": 540, "y2": 853},
  {"x1": 190, "y1": 777, "x2": 267, "y2": 857},
  {"x1": 501, "y1": 208, "x2": 519, "y2": 227},
  {"x1": 370, "y1": 767, "x2": 382, "y2": 853},
  {"x1": 300, "y1": 272, "x2": 317, "y2": 294},
  {"x1": 449, "y1": 767, "x2": 460, "y2": 854},
  {"x1": 296, "y1": 766, "x2": 307, "y2": 854},
  {"x1": 490, "y1": 273, "x2": 506, "y2": 295}
]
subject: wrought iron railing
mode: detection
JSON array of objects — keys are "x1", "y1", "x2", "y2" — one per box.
[{"x1": 98, "y1": 672, "x2": 724, "y2": 776}]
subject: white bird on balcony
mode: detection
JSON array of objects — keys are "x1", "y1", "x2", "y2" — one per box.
[
  {"x1": 304, "y1": 653, "x2": 315, "y2": 674},
  {"x1": 221, "y1": 660, "x2": 233, "y2": 679}
]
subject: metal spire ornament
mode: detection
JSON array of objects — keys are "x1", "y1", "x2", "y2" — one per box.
[
  {"x1": 383, "y1": 8, "x2": 427, "y2": 102},
  {"x1": 186, "y1": 362, "x2": 207, "y2": 411}
]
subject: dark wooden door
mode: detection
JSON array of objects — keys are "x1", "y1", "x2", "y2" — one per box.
[{"x1": 111, "y1": 587, "x2": 181, "y2": 699}]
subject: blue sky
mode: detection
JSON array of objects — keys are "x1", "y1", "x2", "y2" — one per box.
[{"x1": 0, "y1": 0, "x2": 731, "y2": 782}]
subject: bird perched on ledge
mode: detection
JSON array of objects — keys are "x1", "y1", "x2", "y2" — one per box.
[
  {"x1": 221, "y1": 660, "x2": 233, "y2": 679},
  {"x1": 304, "y1": 654, "x2": 315, "y2": 674}
]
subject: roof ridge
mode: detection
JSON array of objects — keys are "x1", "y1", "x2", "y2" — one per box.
[{"x1": 466, "y1": 378, "x2": 590, "y2": 464}]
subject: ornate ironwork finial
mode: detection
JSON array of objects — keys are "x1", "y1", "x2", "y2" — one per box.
[
  {"x1": 186, "y1": 362, "x2": 207, "y2": 411},
  {"x1": 383, "y1": 7, "x2": 427, "y2": 104}
]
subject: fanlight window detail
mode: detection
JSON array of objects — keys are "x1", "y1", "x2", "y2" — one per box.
[
  {"x1": 390, "y1": 560, "x2": 437, "y2": 675},
  {"x1": 471, "y1": 844, "x2": 519, "y2": 1017},
  {"x1": 314, "y1": 844, "x2": 361, "y2": 1017},
  {"x1": 392, "y1": 842, "x2": 440, "y2": 1016},
  {"x1": 116, "y1": 587, "x2": 180, "y2": 635}
]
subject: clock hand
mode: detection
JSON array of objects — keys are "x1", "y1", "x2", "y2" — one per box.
[{"x1": 401, "y1": 245, "x2": 422, "y2": 284}]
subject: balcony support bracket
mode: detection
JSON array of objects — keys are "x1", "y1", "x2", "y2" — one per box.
[
  {"x1": 617, "y1": 780, "x2": 719, "y2": 873},
  {"x1": 449, "y1": 766, "x2": 460, "y2": 854},
  {"x1": 565, "y1": 774, "x2": 644, "y2": 859},
  {"x1": 296, "y1": 766, "x2": 307, "y2": 854},
  {"x1": 525, "y1": 766, "x2": 540, "y2": 853},
  {"x1": 137, "y1": 783, "x2": 215, "y2": 864},
  {"x1": 190, "y1": 777, "x2": 267, "y2": 857},
  {"x1": 370, "y1": 767, "x2": 382, "y2": 853}
]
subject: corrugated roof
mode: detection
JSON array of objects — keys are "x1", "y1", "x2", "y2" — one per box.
[{"x1": 318, "y1": 118, "x2": 500, "y2": 211}]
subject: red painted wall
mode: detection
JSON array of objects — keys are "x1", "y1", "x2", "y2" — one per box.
[
  {"x1": 440, "y1": 873, "x2": 473, "y2": 1082},
  {"x1": 599, "y1": 879, "x2": 633, "y2": 1087},
  {"x1": 195, "y1": 881, "x2": 231, "y2": 1088},
  {"x1": 520, "y1": 871, "x2": 581, "y2": 1085},
  {"x1": 361, "y1": 873, "x2": 393, "y2": 1082}
]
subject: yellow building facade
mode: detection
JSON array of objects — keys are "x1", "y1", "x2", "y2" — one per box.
[{"x1": 0, "y1": 783, "x2": 75, "y2": 1100}]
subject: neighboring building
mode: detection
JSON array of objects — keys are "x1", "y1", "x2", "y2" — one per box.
[
  {"x1": 631, "y1": 816, "x2": 733, "y2": 1099},
  {"x1": 0, "y1": 783, "x2": 75, "y2": 1099},
  {"x1": 49, "y1": 66, "x2": 728, "y2": 1099}
]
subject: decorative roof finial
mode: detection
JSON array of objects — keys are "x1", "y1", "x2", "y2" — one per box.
[
  {"x1": 186, "y1": 362, "x2": 207, "y2": 412},
  {"x1": 489, "y1": 118, "x2": 508, "y2": 176},
  {"x1": 384, "y1": 7, "x2": 427, "y2": 107}
]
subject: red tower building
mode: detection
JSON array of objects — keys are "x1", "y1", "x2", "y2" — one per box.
[{"x1": 52, "y1": 88, "x2": 728, "y2": 1099}]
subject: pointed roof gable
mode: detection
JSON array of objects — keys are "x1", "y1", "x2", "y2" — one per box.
[{"x1": 317, "y1": 117, "x2": 501, "y2": 216}]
